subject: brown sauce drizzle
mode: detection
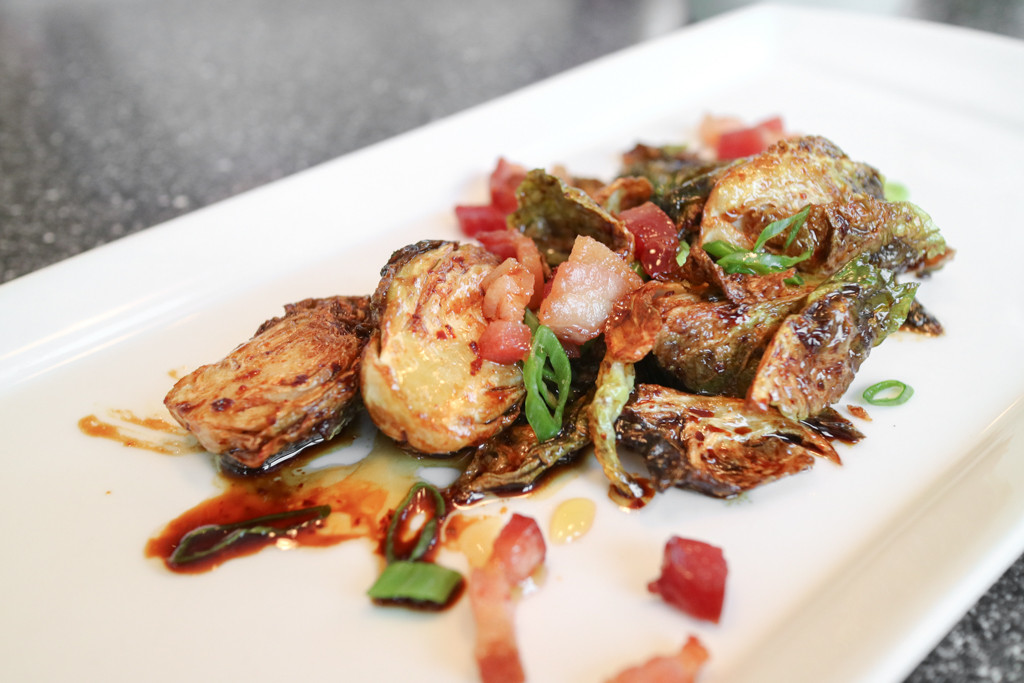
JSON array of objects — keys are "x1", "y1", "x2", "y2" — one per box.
[
  {"x1": 145, "y1": 430, "x2": 429, "y2": 573},
  {"x1": 78, "y1": 409, "x2": 202, "y2": 455}
]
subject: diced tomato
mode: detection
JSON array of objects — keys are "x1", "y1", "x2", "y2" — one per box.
[
  {"x1": 607, "y1": 636, "x2": 710, "y2": 683},
  {"x1": 456, "y1": 204, "x2": 507, "y2": 236},
  {"x1": 715, "y1": 116, "x2": 787, "y2": 160},
  {"x1": 647, "y1": 537, "x2": 727, "y2": 624},
  {"x1": 489, "y1": 158, "x2": 528, "y2": 215},
  {"x1": 478, "y1": 320, "x2": 532, "y2": 364},
  {"x1": 620, "y1": 202, "x2": 680, "y2": 278}
]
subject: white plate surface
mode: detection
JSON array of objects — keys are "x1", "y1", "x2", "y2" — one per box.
[{"x1": 2, "y1": 5, "x2": 1023, "y2": 682}]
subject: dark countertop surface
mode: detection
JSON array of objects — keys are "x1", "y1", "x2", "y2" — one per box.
[{"x1": 2, "y1": 1, "x2": 1022, "y2": 680}]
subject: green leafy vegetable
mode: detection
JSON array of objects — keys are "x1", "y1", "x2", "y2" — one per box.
[
  {"x1": 862, "y1": 380, "x2": 914, "y2": 406},
  {"x1": 522, "y1": 320, "x2": 573, "y2": 442},
  {"x1": 169, "y1": 505, "x2": 331, "y2": 567}
]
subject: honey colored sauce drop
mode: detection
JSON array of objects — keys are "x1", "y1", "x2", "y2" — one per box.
[{"x1": 549, "y1": 497, "x2": 597, "y2": 544}]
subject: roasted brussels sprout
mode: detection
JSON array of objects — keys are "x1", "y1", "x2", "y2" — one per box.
[{"x1": 360, "y1": 241, "x2": 525, "y2": 454}]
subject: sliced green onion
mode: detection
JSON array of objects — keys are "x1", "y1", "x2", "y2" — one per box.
[
  {"x1": 384, "y1": 481, "x2": 446, "y2": 564},
  {"x1": 702, "y1": 239, "x2": 745, "y2": 260},
  {"x1": 884, "y1": 180, "x2": 910, "y2": 202},
  {"x1": 675, "y1": 240, "x2": 691, "y2": 267},
  {"x1": 169, "y1": 505, "x2": 331, "y2": 566},
  {"x1": 704, "y1": 207, "x2": 812, "y2": 280},
  {"x1": 367, "y1": 560, "x2": 464, "y2": 608},
  {"x1": 714, "y1": 248, "x2": 812, "y2": 275},
  {"x1": 862, "y1": 380, "x2": 914, "y2": 406},
  {"x1": 752, "y1": 205, "x2": 810, "y2": 252},
  {"x1": 522, "y1": 323, "x2": 572, "y2": 442}
]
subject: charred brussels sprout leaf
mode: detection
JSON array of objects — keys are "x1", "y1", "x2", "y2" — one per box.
[
  {"x1": 616, "y1": 385, "x2": 839, "y2": 498},
  {"x1": 747, "y1": 255, "x2": 918, "y2": 420},
  {"x1": 508, "y1": 169, "x2": 633, "y2": 267},
  {"x1": 446, "y1": 393, "x2": 592, "y2": 506}
]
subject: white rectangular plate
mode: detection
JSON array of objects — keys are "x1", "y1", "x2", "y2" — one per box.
[{"x1": 2, "y1": 6, "x2": 1023, "y2": 682}]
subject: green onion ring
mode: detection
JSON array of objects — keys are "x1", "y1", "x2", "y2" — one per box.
[
  {"x1": 862, "y1": 380, "x2": 914, "y2": 406},
  {"x1": 384, "y1": 482, "x2": 446, "y2": 564}
]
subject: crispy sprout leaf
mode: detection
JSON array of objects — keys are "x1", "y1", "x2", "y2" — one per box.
[
  {"x1": 747, "y1": 255, "x2": 918, "y2": 420},
  {"x1": 508, "y1": 169, "x2": 634, "y2": 267},
  {"x1": 589, "y1": 358, "x2": 653, "y2": 507},
  {"x1": 446, "y1": 393, "x2": 592, "y2": 506},
  {"x1": 616, "y1": 385, "x2": 839, "y2": 498}
]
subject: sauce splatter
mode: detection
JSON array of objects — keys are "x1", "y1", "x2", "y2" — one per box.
[
  {"x1": 145, "y1": 430, "x2": 447, "y2": 573},
  {"x1": 78, "y1": 409, "x2": 202, "y2": 455}
]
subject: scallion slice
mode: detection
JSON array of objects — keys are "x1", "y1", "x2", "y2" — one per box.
[
  {"x1": 367, "y1": 560, "x2": 464, "y2": 608},
  {"x1": 522, "y1": 322, "x2": 572, "y2": 442},
  {"x1": 169, "y1": 505, "x2": 331, "y2": 567},
  {"x1": 704, "y1": 206, "x2": 812, "y2": 278},
  {"x1": 862, "y1": 380, "x2": 914, "y2": 406},
  {"x1": 384, "y1": 481, "x2": 446, "y2": 564}
]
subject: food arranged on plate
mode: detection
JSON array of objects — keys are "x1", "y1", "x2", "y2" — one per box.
[{"x1": 145, "y1": 115, "x2": 954, "y2": 681}]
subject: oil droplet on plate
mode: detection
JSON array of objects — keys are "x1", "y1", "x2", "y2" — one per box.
[{"x1": 549, "y1": 497, "x2": 596, "y2": 544}]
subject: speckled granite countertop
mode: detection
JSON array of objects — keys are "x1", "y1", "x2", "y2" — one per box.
[{"x1": 2, "y1": 1, "x2": 1022, "y2": 680}]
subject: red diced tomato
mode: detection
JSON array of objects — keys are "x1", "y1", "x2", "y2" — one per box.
[
  {"x1": 620, "y1": 202, "x2": 680, "y2": 278},
  {"x1": 489, "y1": 158, "x2": 528, "y2": 215},
  {"x1": 456, "y1": 204, "x2": 508, "y2": 237},
  {"x1": 478, "y1": 320, "x2": 532, "y2": 364},
  {"x1": 648, "y1": 537, "x2": 727, "y2": 623}
]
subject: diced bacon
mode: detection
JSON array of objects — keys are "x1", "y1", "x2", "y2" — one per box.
[
  {"x1": 620, "y1": 202, "x2": 681, "y2": 278},
  {"x1": 698, "y1": 114, "x2": 788, "y2": 160},
  {"x1": 606, "y1": 636, "x2": 709, "y2": 683},
  {"x1": 489, "y1": 512, "x2": 546, "y2": 584},
  {"x1": 489, "y1": 158, "x2": 528, "y2": 215},
  {"x1": 477, "y1": 230, "x2": 546, "y2": 309},
  {"x1": 456, "y1": 158, "x2": 527, "y2": 237},
  {"x1": 648, "y1": 537, "x2": 727, "y2": 624},
  {"x1": 481, "y1": 258, "x2": 534, "y2": 323},
  {"x1": 538, "y1": 236, "x2": 644, "y2": 344},
  {"x1": 478, "y1": 320, "x2": 531, "y2": 364},
  {"x1": 697, "y1": 113, "x2": 745, "y2": 150},
  {"x1": 469, "y1": 514, "x2": 546, "y2": 683},
  {"x1": 456, "y1": 204, "x2": 507, "y2": 236}
]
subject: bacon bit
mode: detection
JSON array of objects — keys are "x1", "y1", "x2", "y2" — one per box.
[
  {"x1": 489, "y1": 158, "x2": 528, "y2": 215},
  {"x1": 847, "y1": 404, "x2": 872, "y2": 421},
  {"x1": 455, "y1": 158, "x2": 528, "y2": 237},
  {"x1": 620, "y1": 202, "x2": 681, "y2": 279},
  {"x1": 648, "y1": 537, "x2": 727, "y2": 624},
  {"x1": 538, "y1": 235, "x2": 644, "y2": 344},
  {"x1": 478, "y1": 320, "x2": 532, "y2": 364},
  {"x1": 481, "y1": 258, "x2": 534, "y2": 322},
  {"x1": 469, "y1": 514, "x2": 546, "y2": 683},
  {"x1": 698, "y1": 114, "x2": 788, "y2": 160},
  {"x1": 456, "y1": 204, "x2": 507, "y2": 236},
  {"x1": 477, "y1": 230, "x2": 546, "y2": 310},
  {"x1": 606, "y1": 636, "x2": 709, "y2": 683}
]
